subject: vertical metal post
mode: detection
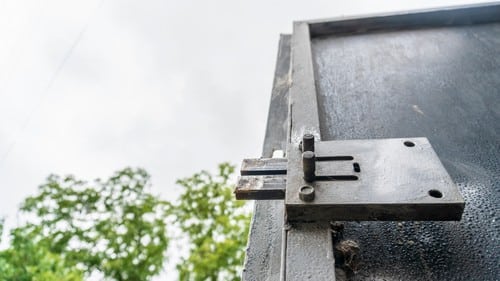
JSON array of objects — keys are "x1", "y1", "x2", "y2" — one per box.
[{"x1": 284, "y1": 21, "x2": 335, "y2": 281}]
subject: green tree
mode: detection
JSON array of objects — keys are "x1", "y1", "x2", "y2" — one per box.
[
  {"x1": 0, "y1": 222, "x2": 84, "y2": 281},
  {"x1": 14, "y1": 168, "x2": 170, "y2": 281},
  {"x1": 171, "y1": 163, "x2": 250, "y2": 281},
  {"x1": 0, "y1": 164, "x2": 250, "y2": 281}
]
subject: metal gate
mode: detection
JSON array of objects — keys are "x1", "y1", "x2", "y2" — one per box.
[{"x1": 238, "y1": 3, "x2": 500, "y2": 280}]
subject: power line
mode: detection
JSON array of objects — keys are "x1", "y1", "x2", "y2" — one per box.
[{"x1": 0, "y1": 0, "x2": 106, "y2": 166}]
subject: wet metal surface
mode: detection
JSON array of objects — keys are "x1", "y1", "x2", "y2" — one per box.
[
  {"x1": 243, "y1": 4, "x2": 499, "y2": 281},
  {"x1": 312, "y1": 21, "x2": 500, "y2": 281}
]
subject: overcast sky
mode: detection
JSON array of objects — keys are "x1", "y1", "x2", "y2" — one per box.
[{"x1": 0, "y1": 0, "x2": 490, "y2": 279}]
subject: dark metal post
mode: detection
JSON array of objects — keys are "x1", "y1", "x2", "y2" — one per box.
[
  {"x1": 302, "y1": 151, "x2": 315, "y2": 182},
  {"x1": 302, "y1": 134, "x2": 315, "y2": 152}
]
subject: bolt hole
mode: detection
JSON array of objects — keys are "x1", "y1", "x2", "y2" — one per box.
[
  {"x1": 428, "y1": 189, "x2": 443, "y2": 198},
  {"x1": 404, "y1": 141, "x2": 415, "y2": 147},
  {"x1": 353, "y1": 163, "x2": 361, "y2": 173}
]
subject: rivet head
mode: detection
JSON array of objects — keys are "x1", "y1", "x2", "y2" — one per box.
[{"x1": 299, "y1": 185, "x2": 315, "y2": 202}]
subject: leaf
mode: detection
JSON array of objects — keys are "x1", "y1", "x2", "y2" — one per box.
[{"x1": 171, "y1": 163, "x2": 251, "y2": 281}]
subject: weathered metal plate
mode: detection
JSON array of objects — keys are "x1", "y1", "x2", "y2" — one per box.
[
  {"x1": 235, "y1": 175, "x2": 286, "y2": 200},
  {"x1": 236, "y1": 158, "x2": 287, "y2": 200},
  {"x1": 286, "y1": 137, "x2": 465, "y2": 221}
]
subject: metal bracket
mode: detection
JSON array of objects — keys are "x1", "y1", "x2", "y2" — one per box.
[{"x1": 236, "y1": 136, "x2": 464, "y2": 221}]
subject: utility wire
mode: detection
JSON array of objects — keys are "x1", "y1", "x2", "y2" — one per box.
[{"x1": 0, "y1": 0, "x2": 106, "y2": 167}]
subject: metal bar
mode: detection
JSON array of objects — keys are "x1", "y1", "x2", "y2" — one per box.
[
  {"x1": 235, "y1": 175, "x2": 286, "y2": 200},
  {"x1": 237, "y1": 158, "x2": 287, "y2": 200},
  {"x1": 284, "y1": 21, "x2": 322, "y2": 207},
  {"x1": 241, "y1": 158, "x2": 287, "y2": 176},
  {"x1": 302, "y1": 151, "x2": 316, "y2": 182},
  {"x1": 283, "y1": 22, "x2": 335, "y2": 281},
  {"x1": 287, "y1": 21, "x2": 321, "y2": 143},
  {"x1": 307, "y1": 3, "x2": 500, "y2": 37}
]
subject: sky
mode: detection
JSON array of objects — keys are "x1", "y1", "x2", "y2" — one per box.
[{"x1": 0, "y1": 0, "x2": 491, "y2": 279}]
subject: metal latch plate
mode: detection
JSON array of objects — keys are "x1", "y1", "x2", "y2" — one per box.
[{"x1": 285, "y1": 137, "x2": 464, "y2": 221}]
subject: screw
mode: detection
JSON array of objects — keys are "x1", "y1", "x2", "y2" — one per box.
[
  {"x1": 302, "y1": 134, "x2": 315, "y2": 152},
  {"x1": 302, "y1": 151, "x2": 316, "y2": 182},
  {"x1": 299, "y1": 185, "x2": 315, "y2": 202}
]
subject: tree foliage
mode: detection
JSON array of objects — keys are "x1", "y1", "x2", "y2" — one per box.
[
  {"x1": 13, "y1": 168, "x2": 170, "y2": 281},
  {"x1": 0, "y1": 226, "x2": 84, "y2": 281},
  {"x1": 172, "y1": 163, "x2": 250, "y2": 281},
  {"x1": 0, "y1": 164, "x2": 250, "y2": 281}
]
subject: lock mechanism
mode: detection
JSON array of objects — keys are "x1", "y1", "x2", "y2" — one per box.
[{"x1": 236, "y1": 135, "x2": 464, "y2": 222}]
